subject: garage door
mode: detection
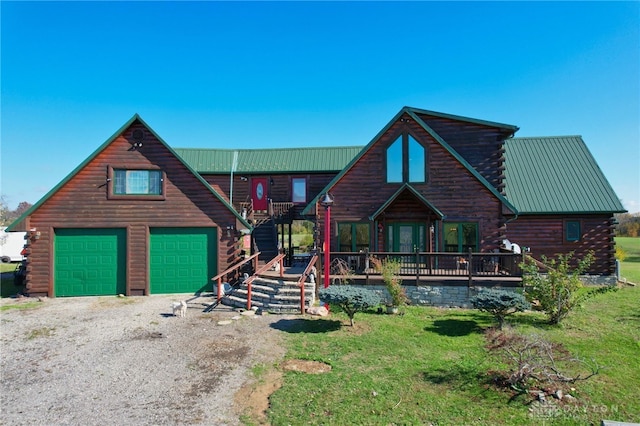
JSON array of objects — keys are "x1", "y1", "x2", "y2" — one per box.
[
  {"x1": 149, "y1": 227, "x2": 217, "y2": 294},
  {"x1": 54, "y1": 228, "x2": 126, "y2": 297}
]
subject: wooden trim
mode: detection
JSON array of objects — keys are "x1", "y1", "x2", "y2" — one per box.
[
  {"x1": 126, "y1": 225, "x2": 132, "y2": 296},
  {"x1": 145, "y1": 225, "x2": 150, "y2": 296},
  {"x1": 48, "y1": 226, "x2": 54, "y2": 298}
]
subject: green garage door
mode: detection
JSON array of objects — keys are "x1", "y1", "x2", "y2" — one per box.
[
  {"x1": 150, "y1": 227, "x2": 217, "y2": 294},
  {"x1": 54, "y1": 228, "x2": 126, "y2": 297}
]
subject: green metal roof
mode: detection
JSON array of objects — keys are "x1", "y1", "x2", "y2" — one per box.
[
  {"x1": 503, "y1": 136, "x2": 626, "y2": 214},
  {"x1": 408, "y1": 106, "x2": 519, "y2": 133},
  {"x1": 174, "y1": 146, "x2": 364, "y2": 174}
]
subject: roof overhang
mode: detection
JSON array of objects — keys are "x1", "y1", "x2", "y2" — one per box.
[{"x1": 369, "y1": 184, "x2": 445, "y2": 221}]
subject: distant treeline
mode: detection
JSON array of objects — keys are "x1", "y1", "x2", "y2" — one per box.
[{"x1": 616, "y1": 213, "x2": 640, "y2": 237}]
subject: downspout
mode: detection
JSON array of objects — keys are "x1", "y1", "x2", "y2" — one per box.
[{"x1": 229, "y1": 150, "x2": 238, "y2": 208}]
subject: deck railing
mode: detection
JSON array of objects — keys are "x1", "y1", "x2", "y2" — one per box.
[{"x1": 326, "y1": 250, "x2": 523, "y2": 280}]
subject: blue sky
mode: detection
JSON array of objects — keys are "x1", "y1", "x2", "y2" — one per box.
[{"x1": 2, "y1": 1, "x2": 639, "y2": 212}]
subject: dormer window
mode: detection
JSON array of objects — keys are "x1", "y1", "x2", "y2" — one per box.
[{"x1": 386, "y1": 134, "x2": 426, "y2": 183}]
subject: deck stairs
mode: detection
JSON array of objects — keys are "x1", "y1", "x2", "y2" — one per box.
[
  {"x1": 221, "y1": 273, "x2": 316, "y2": 314},
  {"x1": 251, "y1": 218, "x2": 279, "y2": 263}
]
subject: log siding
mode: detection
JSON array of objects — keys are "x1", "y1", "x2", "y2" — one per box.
[{"x1": 23, "y1": 121, "x2": 238, "y2": 297}]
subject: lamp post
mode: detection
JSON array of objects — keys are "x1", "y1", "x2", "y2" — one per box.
[{"x1": 320, "y1": 193, "x2": 334, "y2": 289}]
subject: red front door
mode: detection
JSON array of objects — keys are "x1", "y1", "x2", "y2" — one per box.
[{"x1": 252, "y1": 178, "x2": 268, "y2": 211}]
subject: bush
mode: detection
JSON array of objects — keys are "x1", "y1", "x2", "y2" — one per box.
[
  {"x1": 521, "y1": 251, "x2": 599, "y2": 325},
  {"x1": 371, "y1": 257, "x2": 408, "y2": 307},
  {"x1": 470, "y1": 289, "x2": 530, "y2": 329},
  {"x1": 319, "y1": 286, "x2": 382, "y2": 326}
]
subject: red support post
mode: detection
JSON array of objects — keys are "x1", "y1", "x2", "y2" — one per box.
[
  {"x1": 246, "y1": 279, "x2": 252, "y2": 310},
  {"x1": 323, "y1": 204, "x2": 331, "y2": 289}
]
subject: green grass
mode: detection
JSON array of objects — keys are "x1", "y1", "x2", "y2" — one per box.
[
  {"x1": 617, "y1": 237, "x2": 640, "y2": 284},
  {"x1": 0, "y1": 263, "x2": 17, "y2": 273},
  {"x1": 267, "y1": 286, "x2": 640, "y2": 425},
  {"x1": 0, "y1": 301, "x2": 41, "y2": 311},
  {"x1": 1, "y1": 262, "x2": 24, "y2": 298}
]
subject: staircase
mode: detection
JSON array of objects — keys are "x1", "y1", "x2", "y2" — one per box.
[
  {"x1": 221, "y1": 275, "x2": 316, "y2": 314},
  {"x1": 252, "y1": 218, "x2": 279, "y2": 263}
]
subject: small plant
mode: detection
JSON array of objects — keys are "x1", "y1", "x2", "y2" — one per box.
[
  {"x1": 485, "y1": 327, "x2": 601, "y2": 394},
  {"x1": 470, "y1": 289, "x2": 530, "y2": 329},
  {"x1": 26, "y1": 326, "x2": 56, "y2": 340},
  {"x1": 330, "y1": 258, "x2": 354, "y2": 285},
  {"x1": 319, "y1": 286, "x2": 381, "y2": 326},
  {"x1": 371, "y1": 257, "x2": 408, "y2": 308},
  {"x1": 520, "y1": 251, "x2": 611, "y2": 325}
]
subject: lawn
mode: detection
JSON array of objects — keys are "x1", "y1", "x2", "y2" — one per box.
[
  {"x1": 617, "y1": 237, "x2": 640, "y2": 284},
  {"x1": 266, "y1": 285, "x2": 639, "y2": 425},
  {"x1": 0, "y1": 262, "x2": 24, "y2": 298}
]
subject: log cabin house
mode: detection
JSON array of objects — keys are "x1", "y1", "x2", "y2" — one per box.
[{"x1": 7, "y1": 107, "x2": 625, "y2": 298}]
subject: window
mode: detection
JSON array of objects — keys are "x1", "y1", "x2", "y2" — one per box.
[
  {"x1": 292, "y1": 177, "x2": 306, "y2": 203},
  {"x1": 338, "y1": 223, "x2": 370, "y2": 252},
  {"x1": 566, "y1": 221, "x2": 581, "y2": 242},
  {"x1": 408, "y1": 135, "x2": 425, "y2": 182},
  {"x1": 444, "y1": 222, "x2": 478, "y2": 252},
  {"x1": 108, "y1": 167, "x2": 165, "y2": 200},
  {"x1": 386, "y1": 136, "x2": 403, "y2": 182},
  {"x1": 386, "y1": 133, "x2": 426, "y2": 183}
]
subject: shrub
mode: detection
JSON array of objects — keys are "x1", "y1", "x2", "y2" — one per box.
[
  {"x1": 521, "y1": 251, "x2": 600, "y2": 325},
  {"x1": 371, "y1": 257, "x2": 408, "y2": 307},
  {"x1": 470, "y1": 289, "x2": 530, "y2": 329},
  {"x1": 319, "y1": 286, "x2": 381, "y2": 326},
  {"x1": 615, "y1": 246, "x2": 627, "y2": 262}
]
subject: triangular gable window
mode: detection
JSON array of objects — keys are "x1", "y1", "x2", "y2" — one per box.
[{"x1": 386, "y1": 134, "x2": 426, "y2": 183}]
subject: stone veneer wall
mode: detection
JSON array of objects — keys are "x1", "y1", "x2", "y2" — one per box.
[
  {"x1": 346, "y1": 284, "x2": 523, "y2": 309},
  {"x1": 343, "y1": 274, "x2": 616, "y2": 309}
]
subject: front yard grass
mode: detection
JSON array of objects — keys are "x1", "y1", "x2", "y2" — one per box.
[
  {"x1": 0, "y1": 262, "x2": 24, "y2": 298},
  {"x1": 268, "y1": 285, "x2": 639, "y2": 425},
  {"x1": 617, "y1": 237, "x2": 640, "y2": 284}
]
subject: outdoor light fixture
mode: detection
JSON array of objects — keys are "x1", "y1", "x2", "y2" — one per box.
[
  {"x1": 320, "y1": 193, "x2": 334, "y2": 207},
  {"x1": 240, "y1": 176, "x2": 248, "y2": 182},
  {"x1": 130, "y1": 129, "x2": 144, "y2": 150}
]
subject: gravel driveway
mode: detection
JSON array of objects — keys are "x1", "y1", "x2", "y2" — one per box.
[{"x1": 0, "y1": 294, "x2": 290, "y2": 425}]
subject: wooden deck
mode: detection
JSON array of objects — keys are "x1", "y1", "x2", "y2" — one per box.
[{"x1": 263, "y1": 265, "x2": 522, "y2": 288}]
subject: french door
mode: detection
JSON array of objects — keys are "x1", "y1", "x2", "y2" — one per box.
[{"x1": 387, "y1": 223, "x2": 426, "y2": 253}]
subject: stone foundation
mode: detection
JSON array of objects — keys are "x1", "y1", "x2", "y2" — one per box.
[{"x1": 352, "y1": 284, "x2": 524, "y2": 308}]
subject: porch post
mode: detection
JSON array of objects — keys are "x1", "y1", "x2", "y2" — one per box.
[{"x1": 320, "y1": 193, "x2": 334, "y2": 290}]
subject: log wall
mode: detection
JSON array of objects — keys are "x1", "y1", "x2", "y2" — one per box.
[
  {"x1": 22, "y1": 120, "x2": 238, "y2": 297},
  {"x1": 316, "y1": 116, "x2": 508, "y2": 254},
  {"x1": 506, "y1": 214, "x2": 617, "y2": 275}
]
